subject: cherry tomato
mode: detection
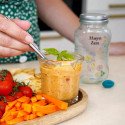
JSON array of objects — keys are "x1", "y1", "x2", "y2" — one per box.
[
  {"x1": 13, "y1": 92, "x2": 24, "y2": 99},
  {"x1": 2, "y1": 95, "x2": 15, "y2": 102},
  {"x1": 0, "y1": 101, "x2": 7, "y2": 113},
  {"x1": 0, "y1": 70, "x2": 13, "y2": 96},
  {"x1": 0, "y1": 70, "x2": 13, "y2": 84},
  {"x1": 0, "y1": 110, "x2": 3, "y2": 119},
  {"x1": 0, "y1": 80, "x2": 13, "y2": 96},
  {"x1": 19, "y1": 86, "x2": 33, "y2": 97},
  {"x1": 5, "y1": 70, "x2": 13, "y2": 83}
]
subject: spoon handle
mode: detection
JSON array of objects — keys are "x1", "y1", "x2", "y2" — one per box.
[{"x1": 29, "y1": 43, "x2": 48, "y2": 60}]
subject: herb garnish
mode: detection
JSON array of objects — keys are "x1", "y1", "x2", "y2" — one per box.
[{"x1": 43, "y1": 48, "x2": 75, "y2": 61}]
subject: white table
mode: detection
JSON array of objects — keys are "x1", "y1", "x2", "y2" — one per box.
[{"x1": 0, "y1": 56, "x2": 125, "y2": 125}]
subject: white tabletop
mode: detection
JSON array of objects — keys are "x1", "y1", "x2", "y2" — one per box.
[{"x1": 0, "y1": 56, "x2": 125, "y2": 125}]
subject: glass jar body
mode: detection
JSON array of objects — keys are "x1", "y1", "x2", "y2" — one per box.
[{"x1": 74, "y1": 23, "x2": 111, "y2": 83}]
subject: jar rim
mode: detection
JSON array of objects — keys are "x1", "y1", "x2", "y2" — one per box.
[
  {"x1": 80, "y1": 13, "x2": 108, "y2": 24},
  {"x1": 39, "y1": 52, "x2": 84, "y2": 65}
]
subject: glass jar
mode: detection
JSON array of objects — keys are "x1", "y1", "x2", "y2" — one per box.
[
  {"x1": 39, "y1": 52, "x2": 84, "y2": 104},
  {"x1": 74, "y1": 13, "x2": 111, "y2": 84}
]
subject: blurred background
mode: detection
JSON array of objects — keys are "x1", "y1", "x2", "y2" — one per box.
[{"x1": 39, "y1": 0, "x2": 125, "y2": 51}]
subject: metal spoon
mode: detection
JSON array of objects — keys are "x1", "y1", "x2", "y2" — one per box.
[
  {"x1": 29, "y1": 43, "x2": 48, "y2": 60},
  {"x1": 5, "y1": 16, "x2": 48, "y2": 60}
]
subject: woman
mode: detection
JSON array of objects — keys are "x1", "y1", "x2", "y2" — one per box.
[{"x1": 0, "y1": 0, "x2": 125, "y2": 64}]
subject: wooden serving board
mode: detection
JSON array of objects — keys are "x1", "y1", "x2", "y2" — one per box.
[{"x1": 16, "y1": 88, "x2": 88, "y2": 125}]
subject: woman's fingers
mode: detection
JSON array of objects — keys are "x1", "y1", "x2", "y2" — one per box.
[
  {"x1": 0, "y1": 32, "x2": 33, "y2": 52},
  {"x1": 0, "y1": 46, "x2": 25, "y2": 57},
  {"x1": 12, "y1": 18, "x2": 31, "y2": 31},
  {"x1": 0, "y1": 15, "x2": 34, "y2": 57},
  {"x1": 0, "y1": 14, "x2": 33, "y2": 44}
]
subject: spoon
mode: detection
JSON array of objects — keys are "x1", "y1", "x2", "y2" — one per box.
[{"x1": 29, "y1": 43, "x2": 48, "y2": 60}]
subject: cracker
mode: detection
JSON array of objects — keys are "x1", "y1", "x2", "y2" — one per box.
[
  {"x1": 13, "y1": 68, "x2": 35, "y2": 76},
  {"x1": 23, "y1": 75, "x2": 42, "y2": 93},
  {"x1": 9, "y1": 68, "x2": 36, "y2": 82},
  {"x1": 9, "y1": 68, "x2": 42, "y2": 93},
  {"x1": 34, "y1": 73, "x2": 41, "y2": 79},
  {"x1": 8, "y1": 68, "x2": 21, "y2": 76},
  {"x1": 13, "y1": 73, "x2": 34, "y2": 82}
]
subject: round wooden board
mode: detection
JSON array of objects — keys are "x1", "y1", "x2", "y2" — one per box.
[{"x1": 16, "y1": 88, "x2": 88, "y2": 125}]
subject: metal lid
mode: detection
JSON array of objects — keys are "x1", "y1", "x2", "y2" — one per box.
[{"x1": 80, "y1": 13, "x2": 108, "y2": 24}]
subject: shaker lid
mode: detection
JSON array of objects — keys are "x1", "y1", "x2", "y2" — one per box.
[{"x1": 80, "y1": 13, "x2": 108, "y2": 24}]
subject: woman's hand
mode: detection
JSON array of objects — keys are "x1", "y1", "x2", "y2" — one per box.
[
  {"x1": 0, "y1": 14, "x2": 34, "y2": 58},
  {"x1": 109, "y1": 42, "x2": 125, "y2": 56}
]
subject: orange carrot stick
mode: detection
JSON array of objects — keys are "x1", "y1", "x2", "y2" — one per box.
[
  {"x1": 32, "y1": 104, "x2": 58, "y2": 114},
  {"x1": 10, "y1": 111, "x2": 18, "y2": 117},
  {"x1": 6, "y1": 117, "x2": 24, "y2": 124},
  {"x1": 17, "y1": 110, "x2": 29, "y2": 117},
  {"x1": 22, "y1": 103, "x2": 32, "y2": 113},
  {"x1": 0, "y1": 122, "x2": 7, "y2": 125},
  {"x1": 29, "y1": 114, "x2": 37, "y2": 120},
  {"x1": 1, "y1": 107, "x2": 16, "y2": 122},
  {"x1": 41, "y1": 94, "x2": 68, "y2": 110},
  {"x1": 36, "y1": 94, "x2": 42, "y2": 100},
  {"x1": 15, "y1": 102, "x2": 22, "y2": 108},
  {"x1": 31, "y1": 96, "x2": 37, "y2": 103},
  {"x1": 17, "y1": 96, "x2": 30, "y2": 103},
  {"x1": 36, "y1": 112, "x2": 44, "y2": 117},
  {"x1": 24, "y1": 115, "x2": 30, "y2": 121},
  {"x1": 5, "y1": 116, "x2": 14, "y2": 122},
  {"x1": 32, "y1": 99, "x2": 46, "y2": 106},
  {"x1": 7, "y1": 100, "x2": 17, "y2": 109}
]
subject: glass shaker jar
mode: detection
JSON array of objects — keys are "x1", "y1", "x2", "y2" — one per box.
[{"x1": 74, "y1": 13, "x2": 111, "y2": 83}]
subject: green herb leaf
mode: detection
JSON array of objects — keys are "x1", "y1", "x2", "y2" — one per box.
[
  {"x1": 57, "y1": 54, "x2": 63, "y2": 61},
  {"x1": 57, "y1": 50, "x2": 67, "y2": 61},
  {"x1": 43, "y1": 48, "x2": 59, "y2": 55},
  {"x1": 43, "y1": 48, "x2": 75, "y2": 61},
  {"x1": 60, "y1": 50, "x2": 67, "y2": 55},
  {"x1": 63, "y1": 53, "x2": 75, "y2": 60}
]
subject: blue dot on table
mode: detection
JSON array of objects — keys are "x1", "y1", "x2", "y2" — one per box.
[{"x1": 102, "y1": 80, "x2": 115, "y2": 88}]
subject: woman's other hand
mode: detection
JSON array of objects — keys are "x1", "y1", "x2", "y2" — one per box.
[
  {"x1": 109, "y1": 42, "x2": 125, "y2": 56},
  {"x1": 0, "y1": 14, "x2": 33, "y2": 57}
]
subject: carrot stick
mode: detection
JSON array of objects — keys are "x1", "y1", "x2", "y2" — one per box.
[
  {"x1": 10, "y1": 111, "x2": 18, "y2": 117},
  {"x1": 32, "y1": 104, "x2": 58, "y2": 114},
  {"x1": 36, "y1": 94, "x2": 42, "y2": 100},
  {"x1": 6, "y1": 117, "x2": 24, "y2": 124},
  {"x1": 7, "y1": 100, "x2": 17, "y2": 109},
  {"x1": 0, "y1": 122, "x2": 7, "y2": 125},
  {"x1": 24, "y1": 115, "x2": 30, "y2": 121},
  {"x1": 17, "y1": 96, "x2": 30, "y2": 103},
  {"x1": 31, "y1": 96, "x2": 37, "y2": 103},
  {"x1": 15, "y1": 102, "x2": 22, "y2": 108},
  {"x1": 22, "y1": 103, "x2": 32, "y2": 113},
  {"x1": 17, "y1": 110, "x2": 29, "y2": 117},
  {"x1": 41, "y1": 94, "x2": 68, "y2": 110},
  {"x1": 29, "y1": 114, "x2": 37, "y2": 120},
  {"x1": 32, "y1": 99, "x2": 46, "y2": 106},
  {"x1": 5, "y1": 105, "x2": 12, "y2": 112},
  {"x1": 36, "y1": 112, "x2": 44, "y2": 117},
  {"x1": 1, "y1": 107, "x2": 16, "y2": 122},
  {"x1": 5, "y1": 116, "x2": 14, "y2": 122}
]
